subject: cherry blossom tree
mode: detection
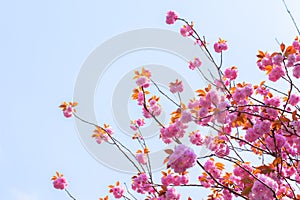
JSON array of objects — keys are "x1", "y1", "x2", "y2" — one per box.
[{"x1": 52, "y1": 1, "x2": 300, "y2": 199}]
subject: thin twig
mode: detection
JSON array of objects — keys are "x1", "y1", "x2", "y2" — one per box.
[
  {"x1": 65, "y1": 189, "x2": 76, "y2": 200},
  {"x1": 281, "y1": 0, "x2": 300, "y2": 35}
]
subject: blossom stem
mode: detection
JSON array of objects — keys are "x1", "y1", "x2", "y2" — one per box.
[
  {"x1": 282, "y1": 0, "x2": 300, "y2": 35},
  {"x1": 65, "y1": 189, "x2": 76, "y2": 200},
  {"x1": 195, "y1": 160, "x2": 248, "y2": 199},
  {"x1": 150, "y1": 79, "x2": 181, "y2": 108},
  {"x1": 73, "y1": 113, "x2": 142, "y2": 173},
  {"x1": 124, "y1": 183, "x2": 138, "y2": 200}
]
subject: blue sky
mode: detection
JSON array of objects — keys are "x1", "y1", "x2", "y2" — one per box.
[{"x1": 0, "y1": 0, "x2": 299, "y2": 199}]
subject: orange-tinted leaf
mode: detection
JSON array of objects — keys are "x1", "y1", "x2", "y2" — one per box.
[
  {"x1": 59, "y1": 102, "x2": 68, "y2": 110},
  {"x1": 131, "y1": 88, "x2": 139, "y2": 100},
  {"x1": 71, "y1": 102, "x2": 78, "y2": 107},
  {"x1": 163, "y1": 157, "x2": 169, "y2": 164},
  {"x1": 272, "y1": 157, "x2": 282, "y2": 166},
  {"x1": 265, "y1": 65, "x2": 273, "y2": 75},
  {"x1": 256, "y1": 50, "x2": 266, "y2": 59},
  {"x1": 99, "y1": 195, "x2": 109, "y2": 200},
  {"x1": 161, "y1": 185, "x2": 167, "y2": 192},
  {"x1": 256, "y1": 165, "x2": 275, "y2": 174},
  {"x1": 280, "y1": 43, "x2": 285, "y2": 52},
  {"x1": 196, "y1": 89, "x2": 206, "y2": 97},
  {"x1": 284, "y1": 45, "x2": 296, "y2": 57},
  {"x1": 215, "y1": 162, "x2": 224, "y2": 170},
  {"x1": 164, "y1": 149, "x2": 173, "y2": 155},
  {"x1": 292, "y1": 110, "x2": 298, "y2": 121},
  {"x1": 205, "y1": 84, "x2": 211, "y2": 92},
  {"x1": 133, "y1": 70, "x2": 141, "y2": 79},
  {"x1": 144, "y1": 147, "x2": 150, "y2": 154},
  {"x1": 170, "y1": 111, "x2": 181, "y2": 123},
  {"x1": 141, "y1": 67, "x2": 151, "y2": 78},
  {"x1": 241, "y1": 185, "x2": 253, "y2": 196},
  {"x1": 161, "y1": 171, "x2": 167, "y2": 176},
  {"x1": 241, "y1": 177, "x2": 253, "y2": 184},
  {"x1": 267, "y1": 92, "x2": 273, "y2": 98}
]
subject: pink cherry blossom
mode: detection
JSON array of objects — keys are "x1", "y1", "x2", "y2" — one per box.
[
  {"x1": 268, "y1": 66, "x2": 285, "y2": 82},
  {"x1": 180, "y1": 24, "x2": 194, "y2": 37},
  {"x1": 289, "y1": 94, "x2": 300, "y2": 106},
  {"x1": 194, "y1": 39, "x2": 206, "y2": 47},
  {"x1": 293, "y1": 65, "x2": 300, "y2": 78},
  {"x1": 166, "y1": 11, "x2": 178, "y2": 25},
  {"x1": 203, "y1": 158, "x2": 222, "y2": 178},
  {"x1": 109, "y1": 183, "x2": 125, "y2": 199},
  {"x1": 249, "y1": 174, "x2": 278, "y2": 200},
  {"x1": 245, "y1": 120, "x2": 271, "y2": 142},
  {"x1": 198, "y1": 107, "x2": 209, "y2": 117},
  {"x1": 272, "y1": 54, "x2": 284, "y2": 66},
  {"x1": 136, "y1": 151, "x2": 148, "y2": 165},
  {"x1": 92, "y1": 124, "x2": 113, "y2": 144},
  {"x1": 142, "y1": 97, "x2": 162, "y2": 118},
  {"x1": 136, "y1": 76, "x2": 150, "y2": 88},
  {"x1": 131, "y1": 118, "x2": 145, "y2": 130},
  {"x1": 53, "y1": 177, "x2": 67, "y2": 190},
  {"x1": 137, "y1": 91, "x2": 144, "y2": 105},
  {"x1": 161, "y1": 172, "x2": 189, "y2": 187},
  {"x1": 214, "y1": 38, "x2": 228, "y2": 53},
  {"x1": 206, "y1": 90, "x2": 219, "y2": 105},
  {"x1": 189, "y1": 130, "x2": 204, "y2": 146},
  {"x1": 287, "y1": 54, "x2": 296, "y2": 67},
  {"x1": 167, "y1": 144, "x2": 196, "y2": 173},
  {"x1": 199, "y1": 96, "x2": 211, "y2": 108},
  {"x1": 165, "y1": 187, "x2": 180, "y2": 200},
  {"x1": 188, "y1": 57, "x2": 202, "y2": 70},
  {"x1": 52, "y1": 172, "x2": 68, "y2": 190},
  {"x1": 245, "y1": 127, "x2": 260, "y2": 142},
  {"x1": 180, "y1": 111, "x2": 192, "y2": 123},
  {"x1": 169, "y1": 79, "x2": 184, "y2": 93},
  {"x1": 161, "y1": 173, "x2": 173, "y2": 186},
  {"x1": 130, "y1": 124, "x2": 138, "y2": 131},
  {"x1": 232, "y1": 88, "x2": 247, "y2": 103},
  {"x1": 293, "y1": 40, "x2": 300, "y2": 51},
  {"x1": 264, "y1": 97, "x2": 281, "y2": 107},
  {"x1": 257, "y1": 86, "x2": 270, "y2": 96},
  {"x1": 63, "y1": 106, "x2": 73, "y2": 118},
  {"x1": 132, "y1": 173, "x2": 154, "y2": 194},
  {"x1": 59, "y1": 102, "x2": 78, "y2": 118},
  {"x1": 214, "y1": 142, "x2": 230, "y2": 157},
  {"x1": 265, "y1": 133, "x2": 286, "y2": 151},
  {"x1": 224, "y1": 66, "x2": 238, "y2": 80},
  {"x1": 136, "y1": 118, "x2": 145, "y2": 126},
  {"x1": 160, "y1": 121, "x2": 188, "y2": 143},
  {"x1": 265, "y1": 107, "x2": 279, "y2": 119},
  {"x1": 233, "y1": 163, "x2": 253, "y2": 178}
]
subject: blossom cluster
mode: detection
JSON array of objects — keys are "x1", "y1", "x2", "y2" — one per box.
[{"x1": 53, "y1": 9, "x2": 300, "y2": 200}]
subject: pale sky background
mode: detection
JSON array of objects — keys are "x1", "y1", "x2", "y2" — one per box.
[{"x1": 0, "y1": 0, "x2": 300, "y2": 200}]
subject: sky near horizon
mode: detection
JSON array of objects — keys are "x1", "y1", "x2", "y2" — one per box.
[{"x1": 0, "y1": 0, "x2": 300, "y2": 200}]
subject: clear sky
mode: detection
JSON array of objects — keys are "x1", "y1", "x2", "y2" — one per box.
[{"x1": 0, "y1": 0, "x2": 300, "y2": 200}]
